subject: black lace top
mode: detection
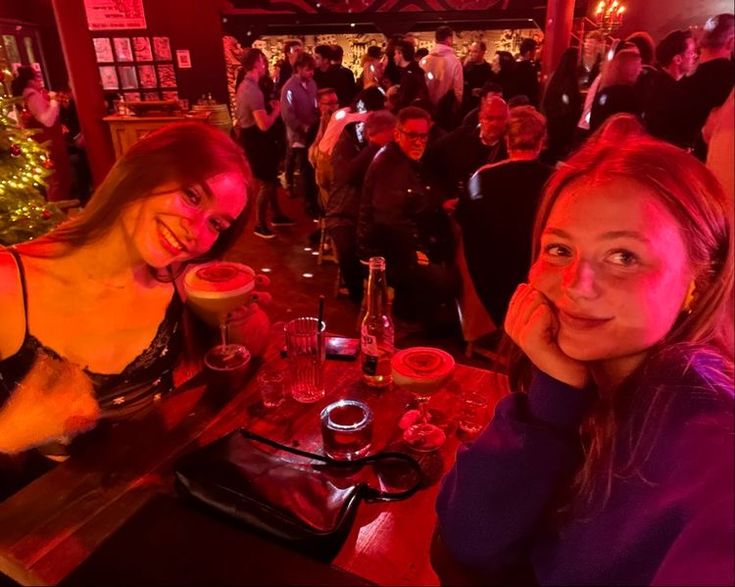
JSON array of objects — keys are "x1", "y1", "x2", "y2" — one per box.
[{"x1": 0, "y1": 248, "x2": 184, "y2": 419}]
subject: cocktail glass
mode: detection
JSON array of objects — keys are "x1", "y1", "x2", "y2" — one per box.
[
  {"x1": 184, "y1": 261, "x2": 255, "y2": 370},
  {"x1": 392, "y1": 347, "x2": 455, "y2": 452}
]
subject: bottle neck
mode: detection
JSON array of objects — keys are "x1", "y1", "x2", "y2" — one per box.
[{"x1": 366, "y1": 266, "x2": 387, "y2": 316}]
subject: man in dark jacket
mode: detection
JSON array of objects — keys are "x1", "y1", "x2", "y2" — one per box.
[
  {"x1": 424, "y1": 96, "x2": 509, "y2": 204},
  {"x1": 642, "y1": 29, "x2": 698, "y2": 145},
  {"x1": 458, "y1": 106, "x2": 552, "y2": 326},
  {"x1": 393, "y1": 39, "x2": 428, "y2": 111},
  {"x1": 674, "y1": 14, "x2": 734, "y2": 156},
  {"x1": 330, "y1": 45, "x2": 357, "y2": 107},
  {"x1": 510, "y1": 38, "x2": 540, "y2": 107},
  {"x1": 358, "y1": 106, "x2": 457, "y2": 327},
  {"x1": 326, "y1": 110, "x2": 396, "y2": 302},
  {"x1": 462, "y1": 41, "x2": 493, "y2": 116}
]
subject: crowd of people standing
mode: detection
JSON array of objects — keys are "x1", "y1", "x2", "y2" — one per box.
[{"x1": 234, "y1": 16, "x2": 733, "y2": 337}]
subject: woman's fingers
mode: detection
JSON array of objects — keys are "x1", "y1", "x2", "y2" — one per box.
[
  {"x1": 254, "y1": 274, "x2": 271, "y2": 288},
  {"x1": 250, "y1": 291, "x2": 272, "y2": 306}
]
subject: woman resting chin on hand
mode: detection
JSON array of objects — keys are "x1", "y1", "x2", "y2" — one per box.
[{"x1": 434, "y1": 118, "x2": 734, "y2": 586}]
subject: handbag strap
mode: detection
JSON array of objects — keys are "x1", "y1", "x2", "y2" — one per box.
[{"x1": 239, "y1": 428, "x2": 423, "y2": 501}]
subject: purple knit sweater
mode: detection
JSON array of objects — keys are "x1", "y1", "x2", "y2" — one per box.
[{"x1": 436, "y1": 350, "x2": 735, "y2": 585}]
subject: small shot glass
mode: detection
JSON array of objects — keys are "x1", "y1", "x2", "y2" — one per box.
[
  {"x1": 257, "y1": 369, "x2": 286, "y2": 409},
  {"x1": 457, "y1": 391, "x2": 489, "y2": 440},
  {"x1": 320, "y1": 399, "x2": 373, "y2": 461}
]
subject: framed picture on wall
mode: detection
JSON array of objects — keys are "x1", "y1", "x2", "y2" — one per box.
[
  {"x1": 137, "y1": 64, "x2": 157, "y2": 88},
  {"x1": 98, "y1": 65, "x2": 119, "y2": 90},
  {"x1": 132, "y1": 36, "x2": 153, "y2": 61},
  {"x1": 118, "y1": 65, "x2": 138, "y2": 89},
  {"x1": 113, "y1": 37, "x2": 133, "y2": 62},
  {"x1": 157, "y1": 64, "x2": 177, "y2": 88},
  {"x1": 152, "y1": 36, "x2": 171, "y2": 61},
  {"x1": 176, "y1": 49, "x2": 191, "y2": 68},
  {"x1": 93, "y1": 37, "x2": 114, "y2": 63}
]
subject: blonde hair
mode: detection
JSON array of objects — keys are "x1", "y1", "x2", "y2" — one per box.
[
  {"x1": 506, "y1": 106, "x2": 546, "y2": 151},
  {"x1": 507, "y1": 128, "x2": 733, "y2": 516}
]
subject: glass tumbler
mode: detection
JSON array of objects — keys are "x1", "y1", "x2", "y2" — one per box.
[{"x1": 284, "y1": 317, "x2": 325, "y2": 403}]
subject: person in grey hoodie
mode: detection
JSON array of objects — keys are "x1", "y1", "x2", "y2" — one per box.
[{"x1": 280, "y1": 52, "x2": 319, "y2": 212}]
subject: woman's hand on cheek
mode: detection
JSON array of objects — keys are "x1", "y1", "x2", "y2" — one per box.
[{"x1": 505, "y1": 283, "x2": 590, "y2": 389}]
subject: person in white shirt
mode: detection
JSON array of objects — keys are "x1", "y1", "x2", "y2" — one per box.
[{"x1": 420, "y1": 25, "x2": 463, "y2": 129}]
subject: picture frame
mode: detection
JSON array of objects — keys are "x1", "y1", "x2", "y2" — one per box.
[
  {"x1": 98, "y1": 65, "x2": 119, "y2": 90},
  {"x1": 152, "y1": 36, "x2": 171, "y2": 61},
  {"x1": 132, "y1": 36, "x2": 153, "y2": 61},
  {"x1": 137, "y1": 64, "x2": 157, "y2": 88},
  {"x1": 93, "y1": 37, "x2": 114, "y2": 63},
  {"x1": 113, "y1": 37, "x2": 133, "y2": 62},
  {"x1": 175, "y1": 49, "x2": 191, "y2": 69},
  {"x1": 117, "y1": 65, "x2": 138, "y2": 89},
  {"x1": 156, "y1": 64, "x2": 177, "y2": 88}
]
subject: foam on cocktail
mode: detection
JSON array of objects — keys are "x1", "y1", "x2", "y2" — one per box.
[
  {"x1": 392, "y1": 347, "x2": 455, "y2": 396},
  {"x1": 184, "y1": 261, "x2": 255, "y2": 325}
]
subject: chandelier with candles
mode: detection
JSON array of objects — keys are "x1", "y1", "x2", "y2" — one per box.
[{"x1": 593, "y1": 0, "x2": 626, "y2": 35}]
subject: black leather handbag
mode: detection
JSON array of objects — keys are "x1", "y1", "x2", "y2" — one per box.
[{"x1": 174, "y1": 428, "x2": 424, "y2": 560}]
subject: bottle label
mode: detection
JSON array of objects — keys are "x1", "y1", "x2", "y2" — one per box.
[
  {"x1": 361, "y1": 333, "x2": 378, "y2": 356},
  {"x1": 362, "y1": 354, "x2": 378, "y2": 376}
]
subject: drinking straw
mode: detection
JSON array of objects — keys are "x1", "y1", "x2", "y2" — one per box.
[{"x1": 317, "y1": 294, "x2": 325, "y2": 360}]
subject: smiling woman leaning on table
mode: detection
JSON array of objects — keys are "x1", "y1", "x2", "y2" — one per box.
[
  {"x1": 434, "y1": 122, "x2": 734, "y2": 585},
  {"x1": 0, "y1": 122, "x2": 270, "y2": 481}
]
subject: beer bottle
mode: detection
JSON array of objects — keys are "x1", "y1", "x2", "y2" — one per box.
[{"x1": 360, "y1": 257, "x2": 394, "y2": 387}]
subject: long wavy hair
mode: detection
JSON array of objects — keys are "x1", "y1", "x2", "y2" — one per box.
[
  {"x1": 505, "y1": 124, "x2": 734, "y2": 517},
  {"x1": 18, "y1": 121, "x2": 254, "y2": 276}
]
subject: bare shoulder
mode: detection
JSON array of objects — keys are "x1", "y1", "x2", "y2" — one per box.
[{"x1": 0, "y1": 249, "x2": 27, "y2": 359}]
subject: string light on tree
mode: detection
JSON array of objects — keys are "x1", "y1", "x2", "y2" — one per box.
[{"x1": 0, "y1": 96, "x2": 63, "y2": 245}]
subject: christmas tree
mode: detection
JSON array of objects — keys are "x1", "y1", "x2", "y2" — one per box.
[{"x1": 0, "y1": 95, "x2": 63, "y2": 245}]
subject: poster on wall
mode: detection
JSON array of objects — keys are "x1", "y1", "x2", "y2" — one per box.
[
  {"x1": 156, "y1": 64, "x2": 177, "y2": 87},
  {"x1": 132, "y1": 37, "x2": 153, "y2": 61},
  {"x1": 113, "y1": 37, "x2": 133, "y2": 62},
  {"x1": 176, "y1": 49, "x2": 191, "y2": 69},
  {"x1": 93, "y1": 37, "x2": 114, "y2": 62},
  {"x1": 2, "y1": 35, "x2": 21, "y2": 63},
  {"x1": 137, "y1": 64, "x2": 157, "y2": 88},
  {"x1": 98, "y1": 65, "x2": 119, "y2": 90},
  {"x1": 118, "y1": 65, "x2": 138, "y2": 89},
  {"x1": 152, "y1": 37, "x2": 172, "y2": 61},
  {"x1": 84, "y1": 0, "x2": 146, "y2": 30}
]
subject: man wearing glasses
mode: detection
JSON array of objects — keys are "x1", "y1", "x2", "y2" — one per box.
[{"x1": 358, "y1": 107, "x2": 457, "y2": 332}]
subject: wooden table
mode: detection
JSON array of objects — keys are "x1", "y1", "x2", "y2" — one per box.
[{"x1": 0, "y1": 337, "x2": 508, "y2": 586}]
